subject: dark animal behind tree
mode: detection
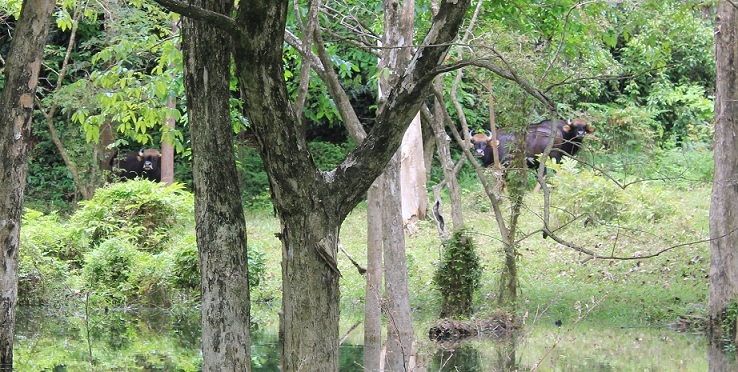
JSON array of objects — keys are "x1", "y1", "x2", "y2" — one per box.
[
  {"x1": 477, "y1": 118, "x2": 595, "y2": 170},
  {"x1": 111, "y1": 148, "x2": 162, "y2": 183}
]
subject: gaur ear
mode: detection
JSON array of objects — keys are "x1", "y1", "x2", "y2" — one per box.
[
  {"x1": 562, "y1": 124, "x2": 571, "y2": 132},
  {"x1": 586, "y1": 125, "x2": 595, "y2": 133},
  {"x1": 138, "y1": 148, "x2": 145, "y2": 156}
]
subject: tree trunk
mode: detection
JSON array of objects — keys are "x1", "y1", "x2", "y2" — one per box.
[
  {"x1": 430, "y1": 79, "x2": 464, "y2": 231},
  {"x1": 377, "y1": 1, "x2": 417, "y2": 370},
  {"x1": 181, "y1": 0, "x2": 252, "y2": 370},
  {"x1": 364, "y1": 181, "x2": 383, "y2": 372},
  {"x1": 160, "y1": 19, "x2": 179, "y2": 186},
  {"x1": 400, "y1": 114, "x2": 428, "y2": 233},
  {"x1": 709, "y1": 0, "x2": 738, "y2": 344},
  {"x1": 0, "y1": 0, "x2": 54, "y2": 368},
  {"x1": 382, "y1": 152, "x2": 415, "y2": 370},
  {"x1": 161, "y1": 93, "x2": 176, "y2": 185}
]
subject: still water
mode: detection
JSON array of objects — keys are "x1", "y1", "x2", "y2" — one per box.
[{"x1": 12, "y1": 306, "x2": 720, "y2": 371}]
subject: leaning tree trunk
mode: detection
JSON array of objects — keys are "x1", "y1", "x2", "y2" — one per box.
[
  {"x1": 0, "y1": 0, "x2": 54, "y2": 368},
  {"x1": 181, "y1": 0, "x2": 252, "y2": 370},
  {"x1": 709, "y1": 0, "x2": 738, "y2": 345}
]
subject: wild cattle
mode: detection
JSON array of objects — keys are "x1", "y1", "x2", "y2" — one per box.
[
  {"x1": 478, "y1": 118, "x2": 594, "y2": 170},
  {"x1": 110, "y1": 148, "x2": 162, "y2": 182},
  {"x1": 471, "y1": 118, "x2": 594, "y2": 194},
  {"x1": 469, "y1": 130, "x2": 493, "y2": 158}
]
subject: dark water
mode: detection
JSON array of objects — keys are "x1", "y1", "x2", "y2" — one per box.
[{"x1": 11, "y1": 306, "x2": 724, "y2": 371}]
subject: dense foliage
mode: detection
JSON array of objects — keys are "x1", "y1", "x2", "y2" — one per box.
[{"x1": 19, "y1": 181, "x2": 266, "y2": 308}]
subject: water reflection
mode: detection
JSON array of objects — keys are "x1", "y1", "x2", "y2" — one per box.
[{"x1": 11, "y1": 307, "x2": 731, "y2": 371}]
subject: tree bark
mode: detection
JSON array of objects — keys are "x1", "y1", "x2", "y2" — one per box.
[
  {"x1": 0, "y1": 0, "x2": 54, "y2": 368},
  {"x1": 709, "y1": 0, "x2": 738, "y2": 344},
  {"x1": 181, "y1": 0, "x2": 251, "y2": 370}
]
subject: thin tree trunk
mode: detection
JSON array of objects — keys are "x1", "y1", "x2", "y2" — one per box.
[
  {"x1": 364, "y1": 181, "x2": 384, "y2": 372},
  {"x1": 160, "y1": 19, "x2": 179, "y2": 186},
  {"x1": 161, "y1": 92, "x2": 176, "y2": 185},
  {"x1": 181, "y1": 0, "x2": 251, "y2": 370},
  {"x1": 378, "y1": 0, "x2": 417, "y2": 369},
  {"x1": 0, "y1": 0, "x2": 54, "y2": 368},
  {"x1": 709, "y1": 0, "x2": 738, "y2": 344},
  {"x1": 382, "y1": 152, "x2": 415, "y2": 370},
  {"x1": 430, "y1": 79, "x2": 464, "y2": 232}
]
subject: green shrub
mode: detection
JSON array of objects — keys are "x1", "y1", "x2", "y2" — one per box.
[
  {"x1": 82, "y1": 238, "x2": 149, "y2": 305},
  {"x1": 171, "y1": 233, "x2": 200, "y2": 293},
  {"x1": 82, "y1": 237, "x2": 181, "y2": 307},
  {"x1": 433, "y1": 229, "x2": 482, "y2": 318},
  {"x1": 67, "y1": 181, "x2": 194, "y2": 256},
  {"x1": 19, "y1": 209, "x2": 73, "y2": 305},
  {"x1": 550, "y1": 159, "x2": 676, "y2": 225}
]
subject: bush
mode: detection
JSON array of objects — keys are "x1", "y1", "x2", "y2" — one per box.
[
  {"x1": 549, "y1": 159, "x2": 676, "y2": 225},
  {"x1": 66, "y1": 180, "x2": 194, "y2": 257},
  {"x1": 19, "y1": 209, "x2": 72, "y2": 305},
  {"x1": 433, "y1": 229, "x2": 482, "y2": 318},
  {"x1": 82, "y1": 238, "x2": 154, "y2": 306}
]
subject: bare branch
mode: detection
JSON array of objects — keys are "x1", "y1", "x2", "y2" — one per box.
[{"x1": 437, "y1": 59, "x2": 555, "y2": 110}]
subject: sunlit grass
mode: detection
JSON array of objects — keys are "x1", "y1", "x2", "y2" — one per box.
[{"x1": 245, "y1": 168, "x2": 711, "y2": 328}]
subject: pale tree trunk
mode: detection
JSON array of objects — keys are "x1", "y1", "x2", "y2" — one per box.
[
  {"x1": 160, "y1": 93, "x2": 176, "y2": 185},
  {"x1": 709, "y1": 0, "x2": 738, "y2": 345},
  {"x1": 382, "y1": 152, "x2": 416, "y2": 370},
  {"x1": 400, "y1": 114, "x2": 428, "y2": 234},
  {"x1": 181, "y1": 0, "x2": 251, "y2": 369},
  {"x1": 0, "y1": 0, "x2": 54, "y2": 368},
  {"x1": 97, "y1": 0, "x2": 119, "y2": 175},
  {"x1": 364, "y1": 182, "x2": 384, "y2": 371},
  {"x1": 160, "y1": 19, "x2": 179, "y2": 186},
  {"x1": 379, "y1": 0, "x2": 417, "y2": 369}
]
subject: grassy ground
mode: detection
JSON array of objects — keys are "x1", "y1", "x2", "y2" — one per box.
[{"x1": 246, "y1": 174, "x2": 711, "y2": 328}]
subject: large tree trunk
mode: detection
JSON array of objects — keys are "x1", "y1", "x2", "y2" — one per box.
[
  {"x1": 181, "y1": 0, "x2": 252, "y2": 370},
  {"x1": 0, "y1": 0, "x2": 54, "y2": 367},
  {"x1": 709, "y1": 0, "x2": 738, "y2": 344}
]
